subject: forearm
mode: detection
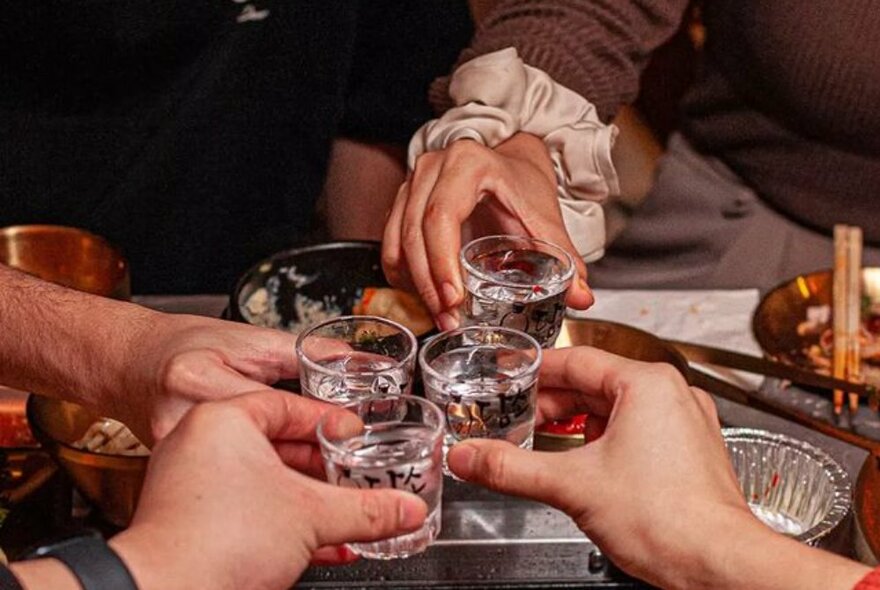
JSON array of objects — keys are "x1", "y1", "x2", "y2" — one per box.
[
  {"x1": 320, "y1": 139, "x2": 406, "y2": 241},
  {"x1": 0, "y1": 264, "x2": 156, "y2": 411}
]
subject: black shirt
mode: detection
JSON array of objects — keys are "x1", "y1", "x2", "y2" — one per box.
[{"x1": 0, "y1": 0, "x2": 472, "y2": 293}]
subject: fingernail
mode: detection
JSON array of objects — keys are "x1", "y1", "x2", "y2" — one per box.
[
  {"x1": 447, "y1": 443, "x2": 477, "y2": 480},
  {"x1": 441, "y1": 282, "x2": 461, "y2": 308},
  {"x1": 436, "y1": 312, "x2": 459, "y2": 331},
  {"x1": 578, "y1": 277, "x2": 594, "y2": 305},
  {"x1": 398, "y1": 496, "x2": 427, "y2": 530},
  {"x1": 328, "y1": 411, "x2": 364, "y2": 439}
]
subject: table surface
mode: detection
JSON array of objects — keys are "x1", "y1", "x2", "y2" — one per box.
[{"x1": 135, "y1": 295, "x2": 874, "y2": 588}]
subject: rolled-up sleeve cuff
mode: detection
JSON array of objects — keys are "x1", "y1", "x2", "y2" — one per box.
[{"x1": 409, "y1": 47, "x2": 618, "y2": 261}]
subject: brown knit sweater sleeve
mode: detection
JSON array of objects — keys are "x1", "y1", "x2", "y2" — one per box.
[{"x1": 430, "y1": 0, "x2": 689, "y2": 123}]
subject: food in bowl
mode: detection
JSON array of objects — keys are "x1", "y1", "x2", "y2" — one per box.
[
  {"x1": 242, "y1": 275, "x2": 431, "y2": 336},
  {"x1": 73, "y1": 418, "x2": 149, "y2": 456},
  {"x1": 27, "y1": 395, "x2": 148, "y2": 526},
  {"x1": 352, "y1": 288, "x2": 433, "y2": 336},
  {"x1": 795, "y1": 301, "x2": 880, "y2": 386},
  {"x1": 232, "y1": 242, "x2": 436, "y2": 338},
  {"x1": 241, "y1": 263, "x2": 344, "y2": 333}
]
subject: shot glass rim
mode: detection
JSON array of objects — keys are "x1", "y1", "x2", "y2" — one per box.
[
  {"x1": 315, "y1": 394, "x2": 446, "y2": 456},
  {"x1": 417, "y1": 326, "x2": 543, "y2": 386},
  {"x1": 459, "y1": 234, "x2": 576, "y2": 292},
  {"x1": 295, "y1": 314, "x2": 418, "y2": 378}
]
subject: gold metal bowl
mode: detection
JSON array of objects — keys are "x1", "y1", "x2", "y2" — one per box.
[
  {"x1": 752, "y1": 267, "x2": 880, "y2": 365},
  {"x1": 0, "y1": 225, "x2": 130, "y2": 300},
  {"x1": 25, "y1": 395, "x2": 147, "y2": 527}
]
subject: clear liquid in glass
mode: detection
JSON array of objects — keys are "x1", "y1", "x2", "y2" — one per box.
[
  {"x1": 323, "y1": 424, "x2": 443, "y2": 559},
  {"x1": 463, "y1": 248, "x2": 569, "y2": 348},
  {"x1": 302, "y1": 352, "x2": 411, "y2": 404},
  {"x1": 422, "y1": 347, "x2": 537, "y2": 474}
]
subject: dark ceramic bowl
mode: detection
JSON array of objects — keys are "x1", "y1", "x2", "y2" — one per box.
[{"x1": 229, "y1": 241, "x2": 435, "y2": 340}]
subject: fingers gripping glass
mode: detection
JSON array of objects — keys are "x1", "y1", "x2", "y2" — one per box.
[
  {"x1": 317, "y1": 395, "x2": 445, "y2": 559},
  {"x1": 460, "y1": 235, "x2": 574, "y2": 349},
  {"x1": 419, "y1": 326, "x2": 542, "y2": 477}
]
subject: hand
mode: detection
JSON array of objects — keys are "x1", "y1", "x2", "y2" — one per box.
[
  {"x1": 446, "y1": 347, "x2": 870, "y2": 590},
  {"x1": 109, "y1": 391, "x2": 428, "y2": 590},
  {"x1": 382, "y1": 132, "x2": 593, "y2": 331},
  {"x1": 115, "y1": 313, "x2": 301, "y2": 443}
]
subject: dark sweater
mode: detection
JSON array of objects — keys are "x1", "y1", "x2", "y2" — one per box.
[
  {"x1": 433, "y1": 0, "x2": 880, "y2": 244},
  {"x1": 0, "y1": 0, "x2": 472, "y2": 293}
]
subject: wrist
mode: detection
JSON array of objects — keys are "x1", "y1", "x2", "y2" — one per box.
[
  {"x1": 10, "y1": 559, "x2": 80, "y2": 590},
  {"x1": 690, "y1": 508, "x2": 869, "y2": 590},
  {"x1": 110, "y1": 524, "x2": 231, "y2": 590},
  {"x1": 95, "y1": 303, "x2": 162, "y2": 420},
  {"x1": 110, "y1": 526, "x2": 175, "y2": 590},
  {"x1": 494, "y1": 132, "x2": 556, "y2": 186}
]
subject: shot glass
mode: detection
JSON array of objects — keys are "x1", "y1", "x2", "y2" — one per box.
[
  {"x1": 317, "y1": 395, "x2": 445, "y2": 559},
  {"x1": 296, "y1": 316, "x2": 417, "y2": 404},
  {"x1": 460, "y1": 235, "x2": 575, "y2": 348},
  {"x1": 419, "y1": 326, "x2": 542, "y2": 476}
]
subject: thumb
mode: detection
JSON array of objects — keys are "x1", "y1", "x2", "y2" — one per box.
[
  {"x1": 311, "y1": 485, "x2": 428, "y2": 548},
  {"x1": 447, "y1": 440, "x2": 583, "y2": 512}
]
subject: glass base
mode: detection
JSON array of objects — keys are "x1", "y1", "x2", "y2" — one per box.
[{"x1": 348, "y1": 505, "x2": 442, "y2": 559}]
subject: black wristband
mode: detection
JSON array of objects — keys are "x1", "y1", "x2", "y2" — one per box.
[
  {"x1": 26, "y1": 532, "x2": 138, "y2": 590},
  {"x1": 0, "y1": 564, "x2": 24, "y2": 590}
]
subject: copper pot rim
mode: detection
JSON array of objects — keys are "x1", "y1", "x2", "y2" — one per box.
[{"x1": 25, "y1": 394, "x2": 148, "y2": 467}]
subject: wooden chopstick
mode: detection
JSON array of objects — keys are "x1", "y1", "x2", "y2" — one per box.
[
  {"x1": 833, "y1": 225, "x2": 849, "y2": 415},
  {"x1": 833, "y1": 224, "x2": 864, "y2": 416},
  {"x1": 847, "y1": 226, "x2": 863, "y2": 414}
]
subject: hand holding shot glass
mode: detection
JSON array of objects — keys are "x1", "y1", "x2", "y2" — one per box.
[
  {"x1": 296, "y1": 316, "x2": 417, "y2": 404},
  {"x1": 460, "y1": 235, "x2": 574, "y2": 348},
  {"x1": 419, "y1": 326, "x2": 542, "y2": 475},
  {"x1": 317, "y1": 395, "x2": 445, "y2": 559}
]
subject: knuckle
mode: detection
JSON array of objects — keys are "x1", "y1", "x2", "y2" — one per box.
[
  {"x1": 447, "y1": 141, "x2": 492, "y2": 171},
  {"x1": 424, "y1": 201, "x2": 450, "y2": 224},
  {"x1": 160, "y1": 352, "x2": 202, "y2": 394},
  {"x1": 481, "y1": 447, "x2": 510, "y2": 491},
  {"x1": 693, "y1": 387, "x2": 718, "y2": 414},
  {"x1": 412, "y1": 152, "x2": 440, "y2": 178},
  {"x1": 562, "y1": 349, "x2": 586, "y2": 389},
  {"x1": 381, "y1": 248, "x2": 400, "y2": 272},
  {"x1": 649, "y1": 362, "x2": 688, "y2": 390},
  {"x1": 656, "y1": 362, "x2": 684, "y2": 381},
  {"x1": 401, "y1": 226, "x2": 422, "y2": 250},
  {"x1": 358, "y1": 492, "x2": 388, "y2": 530},
  {"x1": 447, "y1": 139, "x2": 478, "y2": 158},
  {"x1": 417, "y1": 284, "x2": 441, "y2": 311}
]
